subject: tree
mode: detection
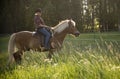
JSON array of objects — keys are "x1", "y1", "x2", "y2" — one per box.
[{"x1": 0, "y1": 0, "x2": 120, "y2": 33}]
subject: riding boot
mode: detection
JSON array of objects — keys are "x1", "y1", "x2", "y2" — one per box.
[{"x1": 41, "y1": 47, "x2": 49, "y2": 51}]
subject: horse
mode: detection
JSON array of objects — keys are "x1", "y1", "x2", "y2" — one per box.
[{"x1": 7, "y1": 19, "x2": 80, "y2": 65}]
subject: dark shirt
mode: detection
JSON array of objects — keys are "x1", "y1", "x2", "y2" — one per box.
[{"x1": 34, "y1": 15, "x2": 45, "y2": 29}]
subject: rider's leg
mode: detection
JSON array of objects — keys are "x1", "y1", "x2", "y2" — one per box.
[{"x1": 39, "y1": 28, "x2": 51, "y2": 49}]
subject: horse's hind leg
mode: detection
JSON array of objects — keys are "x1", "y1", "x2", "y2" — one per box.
[{"x1": 13, "y1": 50, "x2": 23, "y2": 64}]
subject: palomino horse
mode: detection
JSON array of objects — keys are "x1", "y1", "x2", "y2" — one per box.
[{"x1": 7, "y1": 19, "x2": 80, "y2": 65}]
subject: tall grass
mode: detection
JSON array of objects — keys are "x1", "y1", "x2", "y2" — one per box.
[{"x1": 0, "y1": 32, "x2": 120, "y2": 79}]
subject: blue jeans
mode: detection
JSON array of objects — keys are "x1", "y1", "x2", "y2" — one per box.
[{"x1": 38, "y1": 28, "x2": 51, "y2": 49}]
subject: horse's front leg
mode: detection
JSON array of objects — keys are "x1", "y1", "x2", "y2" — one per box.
[{"x1": 48, "y1": 50, "x2": 54, "y2": 59}]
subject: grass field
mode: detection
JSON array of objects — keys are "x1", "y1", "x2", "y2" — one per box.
[{"x1": 0, "y1": 32, "x2": 120, "y2": 79}]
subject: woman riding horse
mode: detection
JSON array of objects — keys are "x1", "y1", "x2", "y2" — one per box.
[
  {"x1": 7, "y1": 19, "x2": 80, "y2": 65},
  {"x1": 34, "y1": 8, "x2": 51, "y2": 51}
]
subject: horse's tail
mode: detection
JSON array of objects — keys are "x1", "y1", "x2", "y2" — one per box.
[{"x1": 7, "y1": 33, "x2": 16, "y2": 65}]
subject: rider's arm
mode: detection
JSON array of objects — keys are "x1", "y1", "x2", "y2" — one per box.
[
  {"x1": 39, "y1": 17, "x2": 51, "y2": 29},
  {"x1": 34, "y1": 15, "x2": 45, "y2": 28}
]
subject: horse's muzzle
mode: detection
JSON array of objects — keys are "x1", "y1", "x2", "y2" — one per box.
[{"x1": 74, "y1": 31, "x2": 80, "y2": 37}]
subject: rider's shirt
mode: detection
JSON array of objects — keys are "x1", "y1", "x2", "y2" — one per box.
[{"x1": 34, "y1": 15, "x2": 45, "y2": 29}]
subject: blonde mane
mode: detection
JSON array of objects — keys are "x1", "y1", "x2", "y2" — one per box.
[{"x1": 53, "y1": 19, "x2": 75, "y2": 33}]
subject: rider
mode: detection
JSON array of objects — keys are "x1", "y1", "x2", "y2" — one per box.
[{"x1": 34, "y1": 8, "x2": 51, "y2": 50}]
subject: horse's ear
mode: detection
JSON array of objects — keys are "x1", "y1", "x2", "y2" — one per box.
[{"x1": 68, "y1": 19, "x2": 72, "y2": 26}]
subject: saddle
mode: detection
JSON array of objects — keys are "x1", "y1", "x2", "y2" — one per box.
[{"x1": 32, "y1": 28, "x2": 53, "y2": 47}]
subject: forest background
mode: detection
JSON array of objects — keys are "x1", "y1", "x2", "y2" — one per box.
[{"x1": 0, "y1": 0, "x2": 120, "y2": 34}]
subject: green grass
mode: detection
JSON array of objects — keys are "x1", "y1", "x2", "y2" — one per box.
[
  {"x1": 0, "y1": 35, "x2": 9, "y2": 69},
  {"x1": 0, "y1": 32, "x2": 120, "y2": 79}
]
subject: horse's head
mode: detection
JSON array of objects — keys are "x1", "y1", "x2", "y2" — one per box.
[
  {"x1": 68, "y1": 19, "x2": 80, "y2": 37},
  {"x1": 53, "y1": 19, "x2": 80, "y2": 37}
]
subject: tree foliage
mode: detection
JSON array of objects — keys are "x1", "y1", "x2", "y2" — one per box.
[{"x1": 0, "y1": 0, "x2": 120, "y2": 33}]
